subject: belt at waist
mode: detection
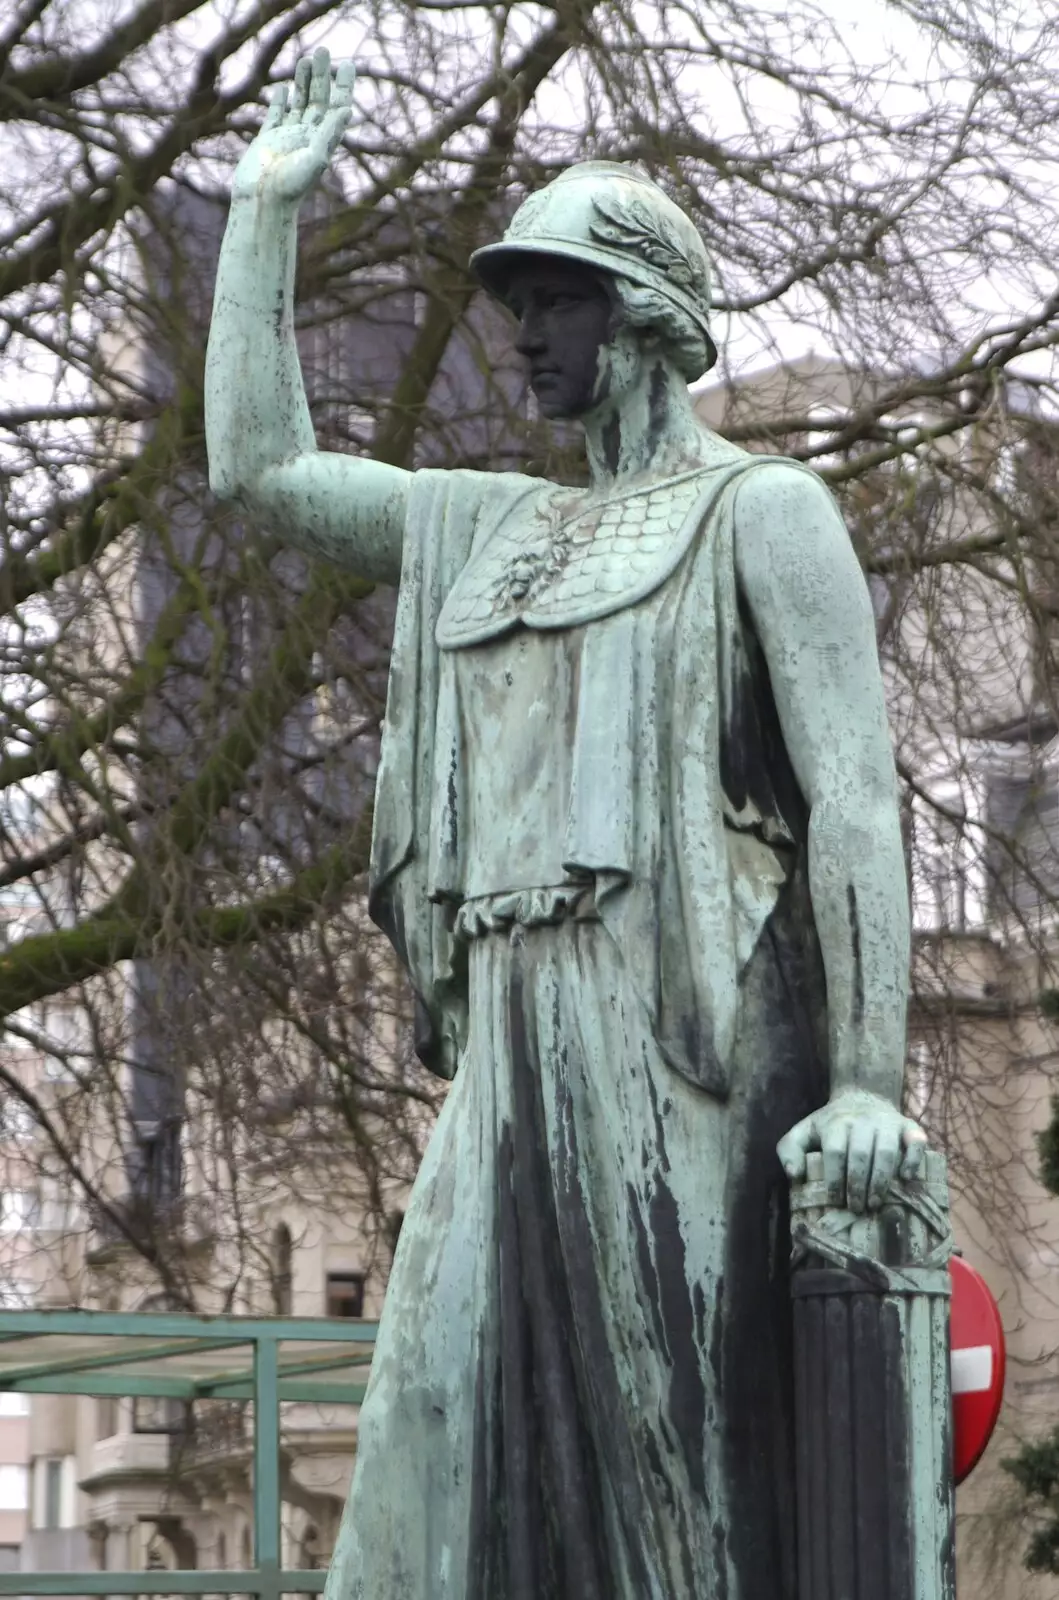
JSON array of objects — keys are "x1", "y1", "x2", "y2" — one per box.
[{"x1": 454, "y1": 883, "x2": 601, "y2": 941}]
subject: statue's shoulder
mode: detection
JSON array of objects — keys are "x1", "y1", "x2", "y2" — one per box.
[{"x1": 728, "y1": 452, "x2": 838, "y2": 515}]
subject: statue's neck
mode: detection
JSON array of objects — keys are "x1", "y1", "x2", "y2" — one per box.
[{"x1": 582, "y1": 358, "x2": 718, "y2": 489}]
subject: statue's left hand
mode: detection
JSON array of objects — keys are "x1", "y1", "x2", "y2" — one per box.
[{"x1": 777, "y1": 1088, "x2": 928, "y2": 1213}]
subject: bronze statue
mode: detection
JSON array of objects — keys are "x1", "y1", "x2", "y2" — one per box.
[{"x1": 206, "y1": 48, "x2": 926, "y2": 1600}]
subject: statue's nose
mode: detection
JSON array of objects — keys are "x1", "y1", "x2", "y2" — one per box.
[{"x1": 514, "y1": 310, "x2": 546, "y2": 356}]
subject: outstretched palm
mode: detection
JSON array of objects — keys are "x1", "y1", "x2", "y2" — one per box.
[{"x1": 232, "y1": 48, "x2": 354, "y2": 206}]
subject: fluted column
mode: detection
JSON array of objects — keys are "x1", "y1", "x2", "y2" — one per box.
[{"x1": 789, "y1": 1149, "x2": 955, "y2": 1600}]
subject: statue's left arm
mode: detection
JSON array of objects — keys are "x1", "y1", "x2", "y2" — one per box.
[{"x1": 733, "y1": 462, "x2": 926, "y2": 1213}]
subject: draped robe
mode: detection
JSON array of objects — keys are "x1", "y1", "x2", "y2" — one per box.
[{"x1": 324, "y1": 448, "x2": 831, "y2": 1599}]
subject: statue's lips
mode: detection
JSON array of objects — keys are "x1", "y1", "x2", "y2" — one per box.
[{"x1": 530, "y1": 368, "x2": 561, "y2": 385}]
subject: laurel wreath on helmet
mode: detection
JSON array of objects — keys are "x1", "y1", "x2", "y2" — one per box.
[{"x1": 588, "y1": 193, "x2": 709, "y2": 300}]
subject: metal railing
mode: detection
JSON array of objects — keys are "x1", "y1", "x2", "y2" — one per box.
[{"x1": 0, "y1": 1308, "x2": 376, "y2": 1598}]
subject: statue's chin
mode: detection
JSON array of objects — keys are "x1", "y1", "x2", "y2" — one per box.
[
  {"x1": 535, "y1": 396, "x2": 574, "y2": 420},
  {"x1": 531, "y1": 383, "x2": 592, "y2": 422}
]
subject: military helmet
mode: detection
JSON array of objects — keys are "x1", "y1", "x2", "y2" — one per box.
[{"x1": 470, "y1": 161, "x2": 718, "y2": 377}]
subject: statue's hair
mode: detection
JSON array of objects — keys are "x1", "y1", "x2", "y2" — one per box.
[{"x1": 610, "y1": 277, "x2": 712, "y2": 382}]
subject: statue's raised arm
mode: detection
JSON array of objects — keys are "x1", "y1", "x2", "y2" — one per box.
[{"x1": 205, "y1": 49, "x2": 408, "y2": 585}]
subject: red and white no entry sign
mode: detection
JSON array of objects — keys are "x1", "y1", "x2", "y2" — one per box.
[{"x1": 950, "y1": 1255, "x2": 1006, "y2": 1485}]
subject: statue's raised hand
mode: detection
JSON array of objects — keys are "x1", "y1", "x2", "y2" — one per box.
[{"x1": 232, "y1": 48, "x2": 354, "y2": 206}]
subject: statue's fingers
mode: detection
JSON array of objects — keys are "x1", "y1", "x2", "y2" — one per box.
[
  {"x1": 821, "y1": 1121, "x2": 849, "y2": 1208},
  {"x1": 317, "y1": 107, "x2": 352, "y2": 162},
  {"x1": 777, "y1": 1117, "x2": 814, "y2": 1181},
  {"x1": 899, "y1": 1123, "x2": 928, "y2": 1181},
  {"x1": 333, "y1": 60, "x2": 357, "y2": 109},
  {"x1": 867, "y1": 1131, "x2": 900, "y2": 1211},
  {"x1": 289, "y1": 54, "x2": 313, "y2": 119},
  {"x1": 263, "y1": 83, "x2": 288, "y2": 131},
  {"x1": 845, "y1": 1122, "x2": 875, "y2": 1214},
  {"x1": 305, "y1": 47, "x2": 332, "y2": 125}
]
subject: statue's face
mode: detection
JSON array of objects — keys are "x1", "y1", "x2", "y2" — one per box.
[{"x1": 505, "y1": 258, "x2": 618, "y2": 419}]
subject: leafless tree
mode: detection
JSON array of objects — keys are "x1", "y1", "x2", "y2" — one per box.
[{"x1": 2, "y1": 0, "x2": 1059, "y2": 1352}]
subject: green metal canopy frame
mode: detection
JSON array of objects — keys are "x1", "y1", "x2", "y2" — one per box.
[{"x1": 0, "y1": 1307, "x2": 377, "y2": 1597}]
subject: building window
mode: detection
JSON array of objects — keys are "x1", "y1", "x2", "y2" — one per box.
[
  {"x1": 301, "y1": 1523, "x2": 321, "y2": 1570},
  {"x1": 386, "y1": 1211, "x2": 405, "y2": 1259},
  {"x1": 325, "y1": 1272, "x2": 364, "y2": 1319},
  {"x1": 43, "y1": 1459, "x2": 62, "y2": 1529},
  {"x1": 272, "y1": 1223, "x2": 293, "y2": 1316},
  {"x1": 908, "y1": 775, "x2": 986, "y2": 932},
  {"x1": 40, "y1": 1002, "x2": 88, "y2": 1080},
  {"x1": 906, "y1": 1040, "x2": 934, "y2": 1122},
  {"x1": 0, "y1": 1192, "x2": 39, "y2": 1233},
  {"x1": 132, "y1": 1396, "x2": 188, "y2": 1436},
  {"x1": 0, "y1": 1466, "x2": 26, "y2": 1512},
  {"x1": 0, "y1": 1393, "x2": 28, "y2": 1417},
  {"x1": 0, "y1": 1099, "x2": 34, "y2": 1141}
]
